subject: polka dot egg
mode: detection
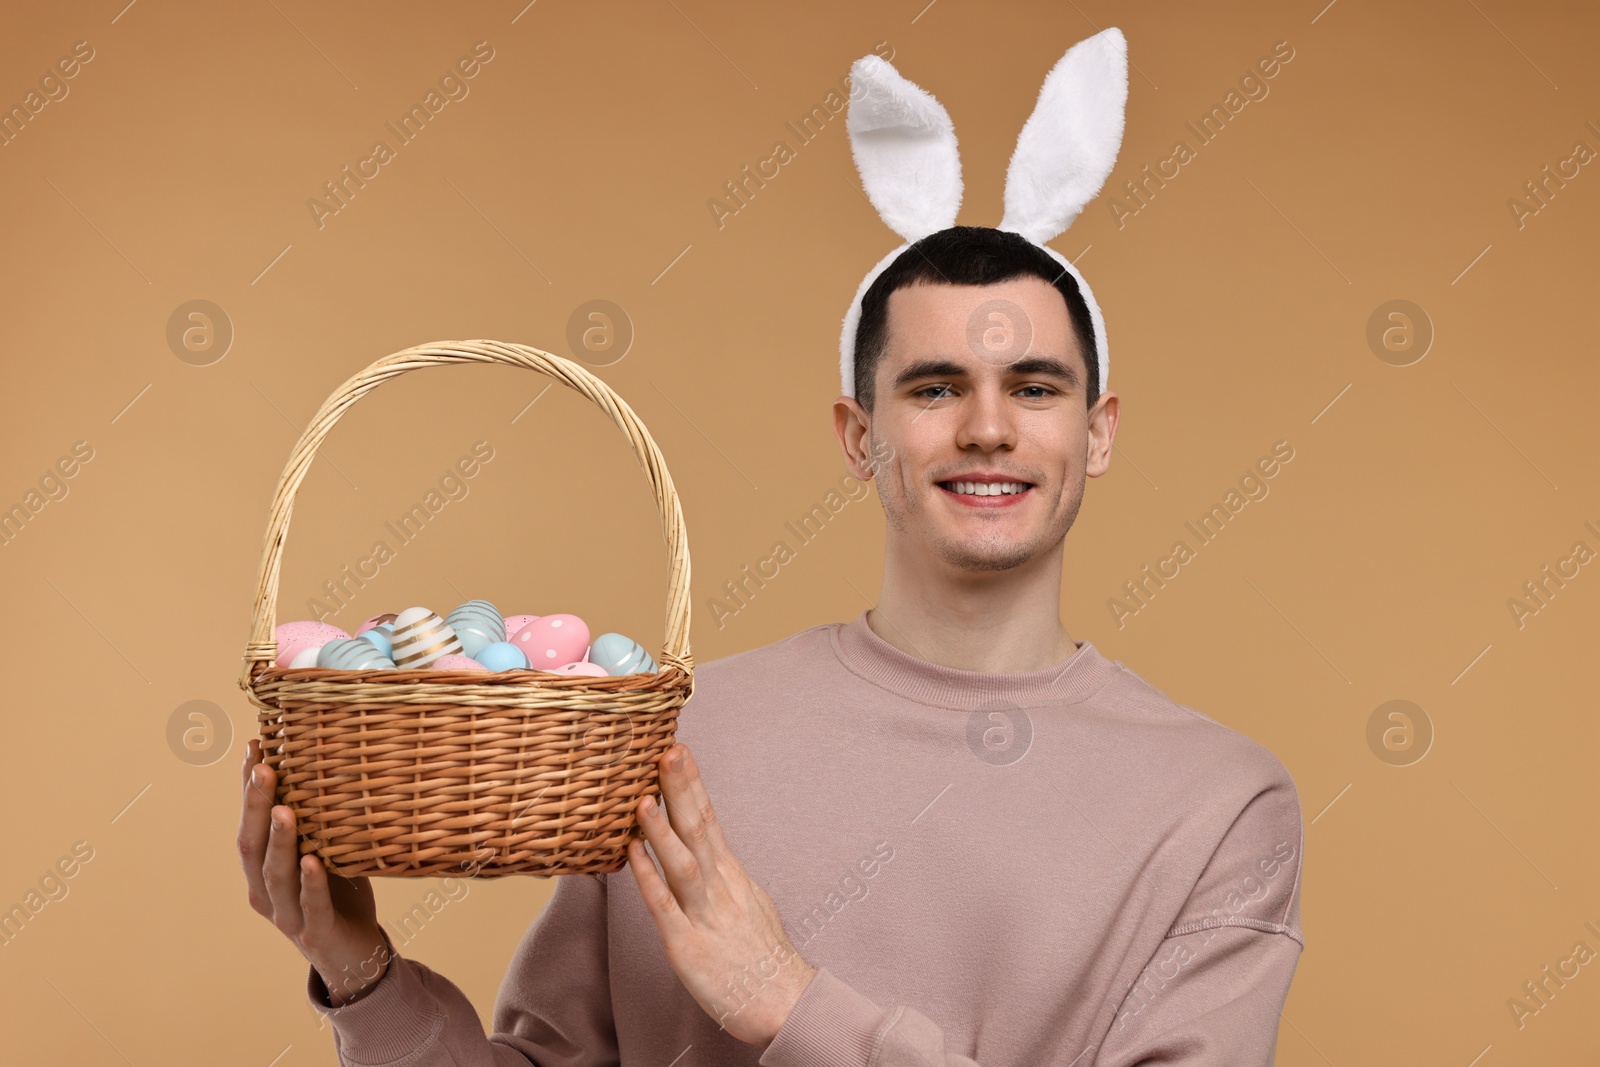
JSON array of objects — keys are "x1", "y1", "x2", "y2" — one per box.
[
  {"x1": 502, "y1": 614, "x2": 541, "y2": 638},
  {"x1": 511, "y1": 614, "x2": 589, "y2": 671},
  {"x1": 550, "y1": 660, "x2": 608, "y2": 678}
]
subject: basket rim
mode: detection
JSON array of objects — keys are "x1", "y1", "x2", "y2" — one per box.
[
  {"x1": 245, "y1": 660, "x2": 693, "y2": 697},
  {"x1": 251, "y1": 661, "x2": 693, "y2": 684}
]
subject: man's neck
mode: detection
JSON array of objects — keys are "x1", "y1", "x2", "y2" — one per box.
[{"x1": 868, "y1": 550, "x2": 1077, "y2": 674}]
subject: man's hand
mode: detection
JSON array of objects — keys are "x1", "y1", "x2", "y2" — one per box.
[
  {"x1": 238, "y1": 738, "x2": 390, "y2": 1006},
  {"x1": 629, "y1": 743, "x2": 818, "y2": 1048}
]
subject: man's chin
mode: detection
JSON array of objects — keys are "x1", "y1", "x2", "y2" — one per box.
[{"x1": 931, "y1": 537, "x2": 1042, "y2": 574}]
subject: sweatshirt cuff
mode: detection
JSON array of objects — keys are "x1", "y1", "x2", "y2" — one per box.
[
  {"x1": 305, "y1": 930, "x2": 444, "y2": 1064},
  {"x1": 760, "y1": 966, "x2": 889, "y2": 1067}
]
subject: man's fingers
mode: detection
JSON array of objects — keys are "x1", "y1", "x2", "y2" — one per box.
[
  {"x1": 241, "y1": 737, "x2": 258, "y2": 789},
  {"x1": 245, "y1": 740, "x2": 303, "y2": 931},
  {"x1": 637, "y1": 794, "x2": 709, "y2": 913},
  {"x1": 263, "y1": 804, "x2": 306, "y2": 934},
  {"x1": 298, "y1": 854, "x2": 337, "y2": 948},
  {"x1": 238, "y1": 756, "x2": 275, "y2": 917},
  {"x1": 628, "y1": 835, "x2": 691, "y2": 931},
  {"x1": 660, "y1": 746, "x2": 734, "y2": 871}
]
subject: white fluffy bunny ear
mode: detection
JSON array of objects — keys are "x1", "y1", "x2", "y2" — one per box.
[
  {"x1": 998, "y1": 27, "x2": 1128, "y2": 243},
  {"x1": 845, "y1": 54, "x2": 963, "y2": 243}
]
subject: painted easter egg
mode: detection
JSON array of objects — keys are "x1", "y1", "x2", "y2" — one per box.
[
  {"x1": 511, "y1": 614, "x2": 590, "y2": 671},
  {"x1": 275, "y1": 621, "x2": 352, "y2": 668},
  {"x1": 502, "y1": 614, "x2": 540, "y2": 637},
  {"x1": 445, "y1": 599, "x2": 505, "y2": 658},
  {"x1": 287, "y1": 644, "x2": 325, "y2": 669},
  {"x1": 549, "y1": 660, "x2": 608, "y2": 678},
  {"x1": 317, "y1": 638, "x2": 397, "y2": 671},
  {"x1": 587, "y1": 632, "x2": 657, "y2": 676},
  {"x1": 432, "y1": 653, "x2": 490, "y2": 672},
  {"x1": 389, "y1": 606, "x2": 463, "y2": 669},
  {"x1": 355, "y1": 613, "x2": 398, "y2": 636},
  {"x1": 357, "y1": 627, "x2": 393, "y2": 659},
  {"x1": 475, "y1": 641, "x2": 530, "y2": 672}
]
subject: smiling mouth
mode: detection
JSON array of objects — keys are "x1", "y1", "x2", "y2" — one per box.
[{"x1": 936, "y1": 480, "x2": 1033, "y2": 497}]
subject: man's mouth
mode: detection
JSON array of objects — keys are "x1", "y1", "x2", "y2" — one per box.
[{"x1": 936, "y1": 480, "x2": 1033, "y2": 498}]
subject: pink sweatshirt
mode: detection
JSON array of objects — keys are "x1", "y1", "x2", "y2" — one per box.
[{"x1": 306, "y1": 610, "x2": 1305, "y2": 1066}]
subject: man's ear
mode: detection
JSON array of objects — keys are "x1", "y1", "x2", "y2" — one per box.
[
  {"x1": 1084, "y1": 391, "x2": 1119, "y2": 479},
  {"x1": 833, "y1": 395, "x2": 879, "y2": 481}
]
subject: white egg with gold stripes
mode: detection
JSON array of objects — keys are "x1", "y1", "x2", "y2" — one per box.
[{"x1": 390, "y1": 606, "x2": 463, "y2": 668}]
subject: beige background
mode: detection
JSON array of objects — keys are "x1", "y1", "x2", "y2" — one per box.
[{"x1": 1, "y1": 0, "x2": 1596, "y2": 1063}]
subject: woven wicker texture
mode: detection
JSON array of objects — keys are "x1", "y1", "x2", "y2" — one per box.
[{"x1": 238, "y1": 341, "x2": 693, "y2": 878}]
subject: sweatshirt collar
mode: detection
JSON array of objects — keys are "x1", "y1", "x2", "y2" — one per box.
[{"x1": 830, "y1": 609, "x2": 1116, "y2": 709}]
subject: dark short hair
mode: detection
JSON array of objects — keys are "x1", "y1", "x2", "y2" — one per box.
[{"x1": 852, "y1": 225, "x2": 1099, "y2": 413}]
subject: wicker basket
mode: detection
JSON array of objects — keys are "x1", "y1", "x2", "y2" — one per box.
[{"x1": 237, "y1": 340, "x2": 693, "y2": 878}]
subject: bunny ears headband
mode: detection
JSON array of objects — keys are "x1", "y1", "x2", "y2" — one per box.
[{"x1": 839, "y1": 27, "x2": 1129, "y2": 400}]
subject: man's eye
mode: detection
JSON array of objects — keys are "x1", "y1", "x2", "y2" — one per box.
[
  {"x1": 1017, "y1": 385, "x2": 1054, "y2": 399},
  {"x1": 916, "y1": 385, "x2": 954, "y2": 400}
]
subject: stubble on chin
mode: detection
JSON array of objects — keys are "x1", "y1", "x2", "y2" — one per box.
[
  {"x1": 880, "y1": 474, "x2": 1087, "y2": 574},
  {"x1": 938, "y1": 534, "x2": 1035, "y2": 572}
]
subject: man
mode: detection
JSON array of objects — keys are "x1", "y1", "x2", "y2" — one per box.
[{"x1": 239, "y1": 223, "x2": 1305, "y2": 1065}]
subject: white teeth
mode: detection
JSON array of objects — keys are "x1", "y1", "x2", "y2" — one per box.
[{"x1": 944, "y1": 481, "x2": 1028, "y2": 496}]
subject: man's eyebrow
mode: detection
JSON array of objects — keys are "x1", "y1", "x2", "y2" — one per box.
[
  {"x1": 892, "y1": 356, "x2": 1081, "y2": 390},
  {"x1": 1010, "y1": 357, "x2": 1081, "y2": 388},
  {"x1": 892, "y1": 359, "x2": 967, "y2": 389}
]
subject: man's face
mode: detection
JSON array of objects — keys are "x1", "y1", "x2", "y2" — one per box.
[{"x1": 839, "y1": 276, "x2": 1117, "y2": 575}]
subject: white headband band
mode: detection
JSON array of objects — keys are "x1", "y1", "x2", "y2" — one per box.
[{"x1": 839, "y1": 28, "x2": 1129, "y2": 401}]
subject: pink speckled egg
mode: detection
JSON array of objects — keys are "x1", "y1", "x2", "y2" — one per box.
[
  {"x1": 275, "y1": 620, "x2": 352, "y2": 668},
  {"x1": 502, "y1": 614, "x2": 541, "y2": 637},
  {"x1": 355, "y1": 613, "x2": 398, "y2": 636},
  {"x1": 432, "y1": 653, "x2": 489, "y2": 672},
  {"x1": 511, "y1": 614, "x2": 589, "y2": 671},
  {"x1": 550, "y1": 660, "x2": 608, "y2": 678}
]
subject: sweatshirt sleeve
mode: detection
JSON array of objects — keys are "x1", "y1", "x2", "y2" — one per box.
[
  {"x1": 305, "y1": 871, "x2": 620, "y2": 1067},
  {"x1": 1091, "y1": 761, "x2": 1307, "y2": 1067},
  {"x1": 757, "y1": 965, "x2": 982, "y2": 1067}
]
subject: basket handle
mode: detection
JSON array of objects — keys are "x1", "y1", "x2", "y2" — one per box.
[{"x1": 238, "y1": 340, "x2": 691, "y2": 691}]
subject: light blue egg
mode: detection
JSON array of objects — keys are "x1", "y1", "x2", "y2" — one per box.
[
  {"x1": 445, "y1": 599, "x2": 506, "y2": 658},
  {"x1": 475, "y1": 640, "x2": 529, "y2": 672},
  {"x1": 357, "y1": 627, "x2": 393, "y2": 658},
  {"x1": 317, "y1": 637, "x2": 397, "y2": 671},
  {"x1": 588, "y1": 632, "x2": 657, "y2": 676}
]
